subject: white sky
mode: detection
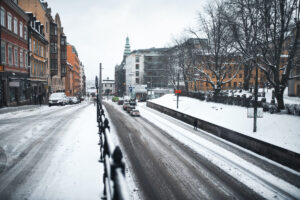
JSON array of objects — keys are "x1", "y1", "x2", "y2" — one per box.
[{"x1": 47, "y1": 0, "x2": 207, "y2": 81}]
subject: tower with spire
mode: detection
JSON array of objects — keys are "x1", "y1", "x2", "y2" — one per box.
[{"x1": 123, "y1": 36, "x2": 131, "y2": 59}]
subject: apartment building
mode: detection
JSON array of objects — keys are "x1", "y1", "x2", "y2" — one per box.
[{"x1": 0, "y1": 0, "x2": 29, "y2": 107}]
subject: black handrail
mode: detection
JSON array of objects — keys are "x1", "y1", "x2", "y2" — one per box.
[{"x1": 96, "y1": 77, "x2": 130, "y2": 200}]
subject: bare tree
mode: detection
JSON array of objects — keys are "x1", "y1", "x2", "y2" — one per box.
[
  {"x1": 254, "y1": 0, "x2": 300, "y2": 110},
  {"x1": 225, "y1": 0, "x2": 260, "y2": 90},
  {"x1": 190, "y1": 1, "x2": 243, "y2": 96}
]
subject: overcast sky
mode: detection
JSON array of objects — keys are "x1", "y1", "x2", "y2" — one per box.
[{"x1": 47, "y1": 0, "x2": 207, "y2": 81}]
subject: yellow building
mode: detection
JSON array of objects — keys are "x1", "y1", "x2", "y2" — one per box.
[{"x1": 27, "y1": 13, "x2": 48, "y2": 103}]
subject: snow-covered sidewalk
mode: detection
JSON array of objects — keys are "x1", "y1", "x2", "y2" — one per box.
[
  {"x1": 23, "y1": 104, "x2": 103, "y2": 199},
  {"x1": 149, "y1": 94, "x2": 300, "y2": 154}
]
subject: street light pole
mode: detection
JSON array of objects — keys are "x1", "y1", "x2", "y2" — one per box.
[
  {"x1": 99, "y1": 63, "x2": 103, "y2": 104},
  {"x1": 177, "y1": 69, "x2": 180, "y2": 109},
  {"x1": 253, "y1": 65, "x2": 258, "y2": 132}
]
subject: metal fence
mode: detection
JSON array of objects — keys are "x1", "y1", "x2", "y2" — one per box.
[{"x1": 96, "y1": 77, "x2": 130, "y2": 200}]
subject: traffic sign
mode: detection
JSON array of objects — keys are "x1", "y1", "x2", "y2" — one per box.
[{"x1": 175, "y1": 90, "x2": 181, "y2": 94}]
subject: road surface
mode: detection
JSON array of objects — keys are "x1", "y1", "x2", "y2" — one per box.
[{"x1": 104, "y1": 101, "x2": 300, "y2": 200}]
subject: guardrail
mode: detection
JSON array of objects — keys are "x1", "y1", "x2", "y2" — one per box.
[{"x1": 96, "y1": 84, "x2": 130, "y2": 200}]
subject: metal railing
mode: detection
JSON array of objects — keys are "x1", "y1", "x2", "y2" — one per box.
[{"x1": 95, "y1": 77, "x2": 130, "y2": 200}]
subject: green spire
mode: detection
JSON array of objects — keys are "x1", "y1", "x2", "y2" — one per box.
[{"x1": 124, "y1": 36, "x2": 131, "y2": 57}]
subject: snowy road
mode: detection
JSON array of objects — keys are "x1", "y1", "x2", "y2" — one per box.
[
  {"x1": 0, "y1": 102, "x2": 102, "y2": 200},
  {"x1": 104, "y1": 101, "x2": 300, "y2": 200}
]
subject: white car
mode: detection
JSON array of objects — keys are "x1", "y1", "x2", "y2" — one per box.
[
  {"x1": 49, "y1": 92, "x2": 68, "y2": 106},
  {"x1": 130, "y1": 109, "x2": 140, "y2": 117}
]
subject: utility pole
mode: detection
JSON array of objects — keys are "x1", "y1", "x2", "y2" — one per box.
[
  {"x1": 177, "y1": 69, "x2": 180, "y2": 109},
  {"x1": 99, "y1": 63, "x2": 103, "y2": 104},
  {"x1": 253, "y1": 66, "x2": 258, "y2": 132}
]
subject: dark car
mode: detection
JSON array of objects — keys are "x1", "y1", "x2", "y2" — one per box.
[
  {"x1": 118, "y1": 100, "x2": 124, "y2": 105},
  {"x1": 123, "y1": 102, "x2": 130, "y2": 110},
  {"x1": 126, "y1": 105, "x2": 135, "y2": 113}
]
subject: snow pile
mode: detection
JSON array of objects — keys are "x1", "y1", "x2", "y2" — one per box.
[{"x1": 150, "y1": 94, "x2": 300, "y2": 154}]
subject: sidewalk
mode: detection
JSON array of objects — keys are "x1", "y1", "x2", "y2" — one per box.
[{"x1": 0, "y1": 105, "x2": 42, "y2": 115}]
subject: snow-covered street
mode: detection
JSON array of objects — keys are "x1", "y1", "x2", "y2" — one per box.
[
  {"x1": 0, "y1": 102, "x2": 102, "y2": 199},
  {"x1": 0, "y1": 99, "x2": 299, "y2": 200}
]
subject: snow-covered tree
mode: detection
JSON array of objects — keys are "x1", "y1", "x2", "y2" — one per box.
[
  {"x1": 190, "y1": 1, "x2": 243, "y2": 96},
  {"x1": 254, "y1": 0, "x2": 300, "y2": 110}
]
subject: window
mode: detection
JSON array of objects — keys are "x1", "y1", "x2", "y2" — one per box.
[
  {"x1": 8, "y1": 46, "x2": 12, "y2": 65},
  {"x1": 14, "y1": 47, "x2": 18, "y2": 66},
  {"x1": 29, "y1": 39, "x2": 32, "y2": 51},
  {"x1": 7, "y1": 13, "x2": 12, "y2": 31},
  {"x1": 41, "y1": 46, "x2": 44, "y2": 57},
  {"x1": 33, "y1": 40, "x2": 35, "y2": 53},
  {"x1": 239, "y1": 74, "x2": 242, "y2": 78},
  {"x1": 13, "y1": 17, "x2": 18, "y2": 34},
  {"x1": 20, "y1": 50, "x2": 23, "y2": 67},
  {"x1": 1, "y1": 7, "x2": 5, "y2": 27},
  {"x1": 136, "y1": 64, "x2": 139, "y2": 70},
  {"x1": 233, "y1": 82, "x2": 237, "y2": 87},
  {"x1": 50, "y1": 42, "x2": 57, "y2": 53},
  {"x1": 19, "y1": 22, "x2": 23, "y2": 37},
  {"x1": 136, "y1": 71, "x2": 139, "y2": 76},
  {"x1": 24, "y1": 26, "x2": 27, "y2": 40},
  {"x1": 136, "y1": 56, "x2": 140, "y2": 63},
  {"x1": 46, "y1": 22, "x2": 49, "y2": 33},
  {"x1": 1, "y1": 42, "x2": 6, "y2": 64},
  {"x1": 25, "y1": 52, "x2": 28, "y2": 67},
  {"x1": 228, "y1": 82, "x2": 231, "y2": 87},
  {"x1": 136, "y1": 78, "x2": 139, "y2": 84}
]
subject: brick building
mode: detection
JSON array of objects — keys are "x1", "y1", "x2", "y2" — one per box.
[
  {"x1": 67, "y1": 44, "x2": 80, "y2": 96},
  {"x1": 0, "y1": 0, "x2": 29, "y2": 107},
  {"x1": 49, "y1": 13, "x2": 66, "y2": 93}
]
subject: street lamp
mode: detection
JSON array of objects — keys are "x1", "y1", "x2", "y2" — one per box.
[{"x1": 177, "y1": 69, "x2": 180, "y2": 109}]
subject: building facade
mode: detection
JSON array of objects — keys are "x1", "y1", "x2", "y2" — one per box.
[
  {"x1": 102, "y1": 77, "x2": 115, "y2": 95},
  {"x1": 67, "y1": 44, "x2": 80, "y2": 96},
  {"x1": 65, "y1": 61, "x2": 73, "y2": 96},
  {"x1": 115, "y1": 37, "x2": 130, "y2": 96},
  {"x1": 0, "y1": 0, "x2": 29, "y2": 107},
  {"x1": 79, "y1": 61, "x2": 86, "y2": 96},
  {"x1": 49, "y1": 13, "x2": 66, "y2": 93},
  {"x1": 27, "y1": 13, "x2": 48, "y2": 104},
  {"x1": 123, "y1": 48, "x2": 168, "y2": 95},
  {"x1": 18, "y1": 0, "x2": 52, "y2": 99}
]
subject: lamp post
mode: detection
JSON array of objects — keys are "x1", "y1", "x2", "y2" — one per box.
[
  {"x1": 177, "y1": 69, "x2": 180, "y2": 109},
  {"x1": 99, "y1": 63, "x2": 103, "y2": 104},
  {"x1": 253, "y1": 65, "x2": 258, "y2": 132}
]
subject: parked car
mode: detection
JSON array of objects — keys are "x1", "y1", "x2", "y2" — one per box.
[
  {"x1": 130, "y1": 109, "x2": 140, "y2": 116},
  {"x1": 66, "y1": 96, "x2": 72, "y2": 104},
  {"x1": 118, "y1": 100, "x2": 124, "y2": 105},
  {"x1": 126, "y1": 105, "x2": 135, "y2": 113},
  {"x1": 70, "y1": 96, "x2": 79, "y2": 104},
  {"x1": 49, "y1": 92, "x2": 68, "y2": 106},
  {"x1": 123, "y1": 102, "x2": 130, "y2": 110}
]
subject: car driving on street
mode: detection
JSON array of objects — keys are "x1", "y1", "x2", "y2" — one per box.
[{"x1": 48, "y1": 92, "x2": 68, "y2": 106}]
